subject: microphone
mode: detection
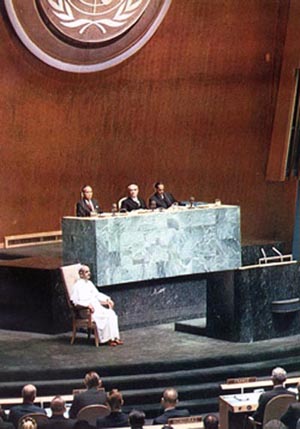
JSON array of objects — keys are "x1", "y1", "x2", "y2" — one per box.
[
  {"x1": 272, "y1": 247, "x2": 282, "y2": 256},
  {"x1": 261, "y1": 248, "x2": 267, "y2": 259},
  {"x1": 272, "y1": 246, "x2": 283, "y2": 262}
]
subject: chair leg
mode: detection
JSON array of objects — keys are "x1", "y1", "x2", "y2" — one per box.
[
  {"x1": 87, "y1": 328, "x2": 91, "y2": 341},
  {"x1": 93, "y1": 325, "x2": 100, "y2": 347},
  {"x1": 71, "y1": 322, "x2": 76, "y2": 345}
]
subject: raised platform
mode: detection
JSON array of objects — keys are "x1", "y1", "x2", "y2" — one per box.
[
  {"x1": 0, "y1": 241, "x2": 295, "y2": 339},
  {"x1": 1, "y1": 241, "x2": 300, "y2": 419},
  {"x1": 2, "y1": 323, "x2": 300, "y2": 418}
]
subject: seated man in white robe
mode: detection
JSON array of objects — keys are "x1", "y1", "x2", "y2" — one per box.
[{"x1": 71, "y1": 265, "x2": 123, "y2": 346}]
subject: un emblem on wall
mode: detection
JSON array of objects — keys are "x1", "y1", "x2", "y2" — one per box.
[{"x1": 4, "y1": 0, "x2": 172, "y2": 72}]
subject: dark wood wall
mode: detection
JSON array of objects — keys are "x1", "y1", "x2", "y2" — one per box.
[{"x1": 0, "y1": 0, "x2": 296, "y2": 245}]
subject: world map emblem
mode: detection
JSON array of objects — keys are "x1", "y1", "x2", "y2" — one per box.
[
  {"x1": 37, "y1": 0, "x2": 151, "y2": 44},
  {"x1": 4, "y1": 0, "x2": 172, "y2": 72}
]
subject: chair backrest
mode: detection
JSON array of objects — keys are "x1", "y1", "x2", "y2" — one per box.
[
  {"x1": 18, "y1": 413, "x2": 49, "y2": 429},
  {"x1": 77, "y1": 404, "x2": 110, "y2": 426},
  {"x1": 118, "y1": 197, "x2": 127, "y2": 210},
  {"x1": 263, "y1": 394, "x2": 296, "y2": 427},
  {"x1": 168, "y1": 416, "x2": 202, "y2": 425},
  {"x1": 60, "y1": 264, "x2": 82, "y2": 307}
]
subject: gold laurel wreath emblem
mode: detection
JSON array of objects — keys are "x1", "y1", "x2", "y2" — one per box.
[{"x1": 47, "y1": 0, "x2": 143, "y2": 35}]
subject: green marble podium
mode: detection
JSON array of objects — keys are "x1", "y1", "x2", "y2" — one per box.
[{"x1": 62, "y1": 205, "x2": 241, "y2": 287}]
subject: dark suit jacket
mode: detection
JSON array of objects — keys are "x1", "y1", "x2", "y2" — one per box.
[
  {"x1": 76, "y1": 199, "x2": 102, "y2": 217},
  {"x1": 40, "y1": 415, "x2": 77, "y2": 429},
  {"x1": 152, "y1": 408, "x2": 190, "y2": 425},
  {"x1": 8, "y1": 403, "x2": 47, "y2": 428},
  {"x1": 252, "y1": 386, "x2": 296, "y2": 423},
  {"x1": 96, "y1": 411, "x2": 129, "y2": 428},
  {"x1": 120, "y1": 198, "x2": 147, "y2": 212},
  {"x1": 281, "y1": 401, "x2": 300, "y2": 429},
  {"x1": 0, "y1": 421, "x2": 14, "y2": 429},
  {"x1": 149, "y1": 192, "x2": 177, "y2": 209},
  {"x1": 69, "y1": 388, "x2": 107, "y2": 419}
]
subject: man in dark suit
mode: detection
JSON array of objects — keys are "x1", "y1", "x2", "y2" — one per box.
[
  {"x1": 8, "y1": 384, "x2": 47, "y2": 428},
  {"x1": 69, "y1": 372, "x2": 106, "y2": 419},
  {"x1": 152, "y1": 388, "x2": 189, "y2": 425},
  {"x1": 40, "y1": 396, "x2": 76, "y2": 429},
  {"x1": 280, "y1": 383, "x2": 300, "y2": 429},
  {"x1": 149, "y1": 182, "x2": 178, "y2": 209},
  {"x1": 121, "y1": 184, "x2": 147, "y2": 212},
  {"x1": 252, "y1": 367, "x2": 296, "y2": 424},
  {"x1": 0, "y1": 406, "x2": 14, "y2": 429},
  {"x1": 129, "y1": 410, "x2": 145, "y2": 429},
  {"x1": 96, "y1": 389, "x2": 128, "y2": 428},
  {"x1": 76, "y1": 185, "x2": 102, "y2": 217}
]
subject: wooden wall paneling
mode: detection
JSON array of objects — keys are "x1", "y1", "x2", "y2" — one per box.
[
  {"x1": 0, "y1": 0, "x2": 297, "y2": 245},
  {"x1": 266, "y1": 0, "x2": 300, "y2": 181}
]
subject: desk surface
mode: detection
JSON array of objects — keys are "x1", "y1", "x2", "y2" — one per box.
[{"x1": 62, "y1": 204, "x2": 241, "y2": 286}]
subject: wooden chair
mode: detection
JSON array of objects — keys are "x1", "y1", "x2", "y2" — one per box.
[
  {"x1": 18, "y1": 413, "x2": 49, "y2": 429},
  {"x1": 77, "y1": 404, "x2": 110, "y2": 426},
  {"x1": 262, "y1": 394, "x2": 295, "y2": 428},
  {"x1": 249, "y1": 394, "x2": 296, "y2": 428},
  {"x1": 60, "y1": 264, "x2": 100, "y2": 347},
  {"x1": 168, "y1": 415, "x2": 202, "y2": 425},
  {"x1": 118, "y1": 197, "x2": 127, "y2": 210}
]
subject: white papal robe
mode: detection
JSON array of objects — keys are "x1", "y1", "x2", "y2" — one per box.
[{"x1": 71, "y1": 278, "x2": 120, "y2": 343}]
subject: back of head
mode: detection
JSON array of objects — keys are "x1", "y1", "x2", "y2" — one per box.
[
  {"x1": 203, "y1": 414, "x2": 219, "y2": 429},
  {"x1": 50, "y1": 395, "x2": 65, "y2": 415},
  {"x1": 20, "y1": 417, "x2": 37, "y2": 429},
  {"x1": 107, "y1": 389, "x2": 123, "y2": 411},
  {"x1": 129, "y1": 410, "x2": 145, "y2": 429},
  {"x1": 162, "y1": 388, "x2": 178, "y2": 408},
  {"x1": 84, "y1": 371, "x2": 101, "y2": 389},
  {"x1": 271, "y1": 367, "x2": 287, "y2": 385},
  {"x1": 22, "y1": 384, "x2": 37, "y2": 403},
  {"x1": 74, "y1": 421, "x2": 92, "y2": 429}
]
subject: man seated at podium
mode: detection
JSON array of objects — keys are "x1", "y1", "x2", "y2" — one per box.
[
  {"x1": 76, "y1": 185, "x2": 102, "y2": 217},
  {"x1": 149, "y1": 182, "x2": 178, "y2": 209},
  {"x1": 121, "y1": 184, "x2": 147, "y2": 212},
  {"x1": 71, "y1": 265, "x2": 123, "y2": 347},
  {"x1": 252, "y1": 367, "x2": 295, "y2": 424}
]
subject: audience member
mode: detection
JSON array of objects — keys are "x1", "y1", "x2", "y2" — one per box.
[
  {"x1": 121, "y1": 184, "x2": 147, "y2": 212},
  {"x1": 40, "y1": 396, "x2": 76, "y2": 429},
  {"x1": 69, "y1": 372, "x2": 107, "y2": 419},
  {"x1": 149, "y1": 183, "x2": 178, "y2": 209},
  {"x1": 0, "y1": 405, "x2": 13, "y2": 429},
  {"x1": 129, "y1": 410, "x2": 145, "y2": 429},
  {"x1": 252, "y1": 367, "x2": 296, "y2": 424},
  {"x1": 76, "y1": 185, "x2": 102, "y2": 217},
  {"x1": 73, "y1": 422, "x2": 93, "y2": 429},
  {"x1": 8, "y1": 384, "x2": 46, "y2": 429},
  {"x1": 70, "y1": 265, "x2": 123, "y2": 347},
  {"x1": 96, "y1": 389, "x2": 128, "y2": 428},
  {"x1": 280, "y1": 382, "x2": 300, "y2": 429},
  {"x1": 20, "y1": 417, "x2": 37, "y2": 429},
  {"x1": 203, "y1": 414, "x2": 219, "y2": 429},
  {"x1": 152, "y1": 388, "x2": 189, "y2": 425}
]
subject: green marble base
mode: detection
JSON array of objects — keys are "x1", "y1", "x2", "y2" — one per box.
[{"x1": 62, "y1": 205, "x2": 241, "y2": 286}]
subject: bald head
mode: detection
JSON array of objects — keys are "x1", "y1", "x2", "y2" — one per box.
[
  {"x1": 162, "y1": 388, "x2": 178, "y2": 409},
  {"x1": 22, "y1": 385, "x2": 37, "y2": 404},
  {"x1": 204, "y1": 414, "x2": 219, "y2": 429},
  {"x1": 50, "y1": 396, "x2": 66, "y2": 415}
]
